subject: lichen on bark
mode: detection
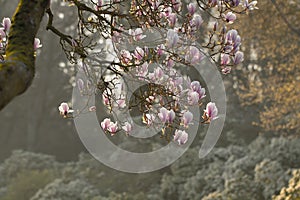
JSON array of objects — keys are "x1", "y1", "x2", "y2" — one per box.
[{"x1": 0, "y1": 0, "x2": 49, "y2": 111}]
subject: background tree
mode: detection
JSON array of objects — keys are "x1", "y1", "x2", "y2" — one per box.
[{"x1": 234, "y1": 0, "x2": 300, "y2": 135}]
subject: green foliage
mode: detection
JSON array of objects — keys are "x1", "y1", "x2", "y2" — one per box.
[{"x1": 2, "y1": 169, "x2": 57, "y2": 200}]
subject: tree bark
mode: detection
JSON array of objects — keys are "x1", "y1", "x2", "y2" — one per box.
[{"x1": 0, "y1": 0, "x2": 49, "y2": 111}]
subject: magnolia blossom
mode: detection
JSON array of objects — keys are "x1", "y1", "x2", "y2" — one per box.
[
  {"x1": 181, "y1": 110, "x2": 193, "y2": 127},
  {"x1": 101, "y1": 118, "x2": 118, "y2": 134},
  {"x1": 34, "y1": 38, "x2": 42, "y2": 50},
  {"x1": 148, "y1": 67, "x2": 165, "y2": 82},
  {"x1": 122, "y1": 121, "x2": 132, "y2": 134},
  {"x1": 187, "y1": 3, "x2": 196, "y2": 15},
  {"x1": 244, "y1": 0, "x2": 258, "y2": 10},
  {"x1": 0, "y1": 28, "x2": 5, "y2": 39},
  {"x1": 166, "y1": 29, "x2": 179, "y2": 49},
  {"x1": 116, "y1": 98, "x2": 126, "y2": 108},
  {"x1": 221, "y1": 54, "x2": 230, "y2": 65},
  {"x1": 168, "y1": 13, "x2": 177, "y2": 27},
  {"x1": 234, "y1": 51, "x2": 244, "y2": 64},
  {"x1": 167, "y1": 58, "x2": 175, "y2": 68},
  {"x1": 129, "y1": 28, "x2": 146, "y2": 41},
  {"x1": 192, "y1": 14, "x2": 203, "y2": 29},
  {"x1": 158, "y1": 107, "x2": 175, "y2": 124},
  {"x1": 203, "y1": 102, "x2": 218, "y2": 122},
  {"x1": 174, "y1": 129, "x2": 188, "y2": 145},
  {"x1": 97, "y1": 0, "x2": 103, "y2": 7},
  {"x1": 134, "y1": 46, "x2": 144, "y2": 61},
  {"x1": 120, "y1": 49, "x2": 132, "y2": 65},
  {"x1": 107, "y1": 122, "x2": 118, "y2": 134},
  {"x1": 185, "y1": 46, "x2": 203, "y2": 65},
  {"x1": 190, "y1": 81, "x2": 206, "y2": 99},
  {"x1": 156, "y1": 44, "x2": 165, "y2": 56},
  {"x1": 58, "y1": 102, "x2": 74, "y2": 117},
  {"x1": 188, "y1": 91, "x2": 200, "y2": 105},
  {"x1": 161, "y1": 7, "x2": 172, "y2": 17},
  {"x1": 226, "y1": 29, "x2": 238, "y2": 44},
  {"x1": 172, "y1": 0, "x2": 182, "y2": 11},
  {"x1": 101, "y1": 118, "x2": 111, "y2": 130},
  {"x1": 2, "y1": 17, "x2": 11, "y2": 32},
  {"x1": 136, "y1": 62, "x2": 149, "y2": 78},
  {"x1": 224, "y1": 12, "x2": 236, "y2": 24},
  {"x1": 143, "y1": 113, "x2": 155, "y2": 126}
]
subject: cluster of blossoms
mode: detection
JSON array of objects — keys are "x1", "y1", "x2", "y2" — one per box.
[
  {"x1": 0, "y1": 17, "x2": 42, "y2": 61},
  {"x1": 57, "y1": 0, "x2": 258, "y2": 145}
]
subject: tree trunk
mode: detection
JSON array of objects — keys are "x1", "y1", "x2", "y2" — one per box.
[{"x1": 0, "y1": 0, "x2": 49, "y2": 111}]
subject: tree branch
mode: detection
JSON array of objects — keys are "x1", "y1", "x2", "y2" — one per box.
[{"x1": 0, "y1": 0, "x2": 49, "y2": 111}]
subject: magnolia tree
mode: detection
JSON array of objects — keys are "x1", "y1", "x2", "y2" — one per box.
[{"x1": 0, "y1": 0, "x2": 257, "y2": 146}]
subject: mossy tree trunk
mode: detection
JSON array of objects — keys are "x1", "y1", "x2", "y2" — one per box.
[{"x1": 0, "y1": 0, "x2": 49, "y2": 111}]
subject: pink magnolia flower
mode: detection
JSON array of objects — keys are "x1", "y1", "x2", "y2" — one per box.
[
  {"x1": 221, "y1": 54, "x2": 230, "y2": 65},
  {"x1": 188, "y1": 91, "x2": 200, "y2": 105},
  {"x1": 120, "y1": 49, "x2": 132, "y2": 65},
  {"x1": 122, "y1": 121, "x2": 132, "y2": 134},
  {"x1": 174, "y1": 129, "x2": 188, "y2": 145},
  {"x1": 0, "y1": 28, "x2": 5, "y2": 39},
  {"x1": 226, "y1": 29, "x2": 238, "y2": 44},
  {"x1": 149, "y1": 67, "x2": 164, "y2": 81},
  {"x1": 166, "y1": 29, "x2": 179, "y2": 49},
  {"x1": 107, "y1": 121, "x2": 118, "y2": 134},
  {"x1": 190, "y1": 81, "x2": 206, "y2": 99},
  {"x1": 168, "y1": 13, "x2": 177, "y2": 27},
  {"x1": 129, "y1": 28, "x2": 146, "y2": 41},
  {"x1": 101, "y1": 118, "x2": 111, "y2": 130},
  {"x1": 136, "y1": 62, "x2": 149, "y2": 78},
  {"x1": 157, "y1": 44, "x2": 165, "y2": 56},
  {"x1": 58, "y1": 102, "x2": 74, "y2": 117},
  {"x1": 162, "y1": 7, "x2": 172, "y2": 17},
  {"x1": 153, "y1": 67, "x2": 164, "y2": 79},
  {"x1": 116, "y1": 99, "x2": 126, "y2": 108},
  {"x1": 203, "y1": 102, "x2": 218, "y2": 122},
  {"x1": 234, "y1": 51, "x2": 244, "y2": 65},
  {"x1": 134, "y1": 46, "x2": 144, "y2": 61},
  {"x1": 158, "y1": 107, "x2": 176, "y2": 124},
  {"x1": 213, "y1": 21, "x2": 218, "y2": 31},
  {"x1": 97, "y1": 0, "x2": 103, "y2": 7},
  {"x1": 185, "y1": 46, "x2": 203, "y2": 65},
  {"x1": 187, "y1": 3, "x2": 196, "y2": 15},
  {"x1": 167, "y1": 58, "x2": 175, "y2": 68},
  {"x1": 101, "y1": 118, "x2": 118, "y2": 134},
  {"x1": 192, "y1": 14, "x2": 203, "y2": 29},
  {"x1": 181, "y1": 110, "x2": 193, "y2": 127},
  {"x1": 2, "y1": 17, "x2": 11, "y2": 32},
  {"x1": 172, "y1": 0, "x2": 182, "y2": 12},
  {"x1": 143, "y1": 113, "x2": 155, "y2": 126},
  {"x1": 224, "y1": 12, "x2": 236, "y2": 24},
  {"x1": 34, "y1": 38, "x2": 42, "y2": 50},
  {"x1": 244, "y1": 0, "x2": 258, "y2": 10}
]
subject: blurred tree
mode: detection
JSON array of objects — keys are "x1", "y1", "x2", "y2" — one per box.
[{"x1": 234, "y1": 0, "x2": 300, "y2": 135}]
